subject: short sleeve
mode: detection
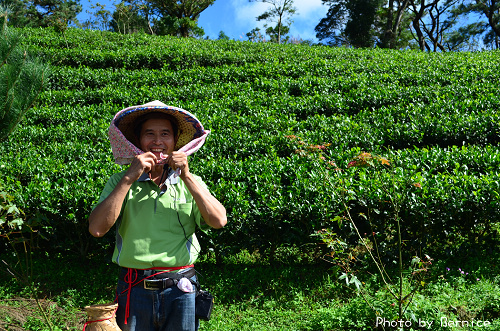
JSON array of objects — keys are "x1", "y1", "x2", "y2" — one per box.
[
  {"x1": 190, "y1": 174, "x2": 211, "y2": 232},
  {"x1": 92, "y1": 171, "x2": 127, "y2": 211}
]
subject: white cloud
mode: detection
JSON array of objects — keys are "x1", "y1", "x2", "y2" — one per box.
[
  {"x1": 294, "y1": 0, "x2": 327, "y2": 18},
  {"x1": 231, "y1": 0, "x2": 268, "y2": 28},
  {"x1": 232, "y1": 0, "x2": 326, "y2": 23},
  {"x1": 204, "y1": 0, "x2": 329, "y2": 41},
  {"x1": 290, "y1": 0, "x2": 328, "y2": 41}
]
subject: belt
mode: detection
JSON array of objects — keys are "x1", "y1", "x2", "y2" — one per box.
[
  {"x1": 143, "y1": 277, "x2": 178, "y2": 290},
  {"x1": 121, "y1": 267, "x2": 196, "y2": 290}
]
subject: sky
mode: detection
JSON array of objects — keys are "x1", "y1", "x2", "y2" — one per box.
[
  {"x1": 76, "y1": 0, "x2": 329, "y2": 42},
  {"x1": 198, "y1": 0, "x2": 328, "y2": 42}
]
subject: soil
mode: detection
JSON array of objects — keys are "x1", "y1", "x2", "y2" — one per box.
[{"x1": 0, "y1": 298, "x2": 86, "y2": 331}]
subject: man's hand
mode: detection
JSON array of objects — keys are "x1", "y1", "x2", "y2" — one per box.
[
  {"x1": 125, "y1": 152, "x2": 158, "y2": 182},
  {"x1": 167, "y1": 151, "x2": 189, "y2": 178}
]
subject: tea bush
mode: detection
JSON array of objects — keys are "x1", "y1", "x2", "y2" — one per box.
[{"x1": 0, "y1": 27, "x2": 499, "y2": 258}]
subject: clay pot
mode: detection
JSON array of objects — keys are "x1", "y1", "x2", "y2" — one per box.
[{"x1": 83, "y1": 303, "x2": 121, "y2": 331}]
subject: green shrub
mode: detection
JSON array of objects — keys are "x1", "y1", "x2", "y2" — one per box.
[{"x1": 0, "y1": 27, "x2": 498, "y2": 258}]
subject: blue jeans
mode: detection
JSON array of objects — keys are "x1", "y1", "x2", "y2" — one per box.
[{"x1": 116, "y1": 275, "x2": 199, "y2": 331}]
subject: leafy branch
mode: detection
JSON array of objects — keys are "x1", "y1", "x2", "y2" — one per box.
[{"x1": 287, "y1": 135, "x2": 434, "y2": 323}]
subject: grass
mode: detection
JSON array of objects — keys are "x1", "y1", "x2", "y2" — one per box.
[{"x1": 1, "y1": 245, "x2": 500, "y2": 330}]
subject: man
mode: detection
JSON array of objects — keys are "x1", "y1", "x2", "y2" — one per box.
[{"x1": 89, "y1": 101, "x2": 227, "y2": 331}]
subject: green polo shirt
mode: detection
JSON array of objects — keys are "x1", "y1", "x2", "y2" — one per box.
[{"x1": 95, "y1": 169, "x2": 210, "y2": 269}]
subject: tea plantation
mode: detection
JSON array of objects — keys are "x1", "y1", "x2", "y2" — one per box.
[
  {"x1": 2, "y1": 27, "x2": 498, "y2": 257},
  {"x1": 1, "y1": 27, "x2": 500, "y2": 330}
]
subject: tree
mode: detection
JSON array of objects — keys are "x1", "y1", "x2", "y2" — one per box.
[
  {"x1": 315, "y1": 0, "x2": 382, "y2": 47},
  {"x1": 377, "y1": 0, "x2": 412, "y2": 48},
  {"x1": 316, "y1": 0, "x2": 413, "y2": 48},
  {"x1": 422, "y1": 0, "x2": 462, "y2": 51},
  {"x1": 315, "y1": 0, "x2": 349, "y2": 46},
  {"x1": 144, "y1": 0, "x2": 214, "y2": 37},
  {"x1": 246, "y1": 27, "x2": 267, "y2": 42},
  {"x1": 110, "y1": 1, "x2": 149, "y2": 34},
  {"x1": 82, "y1": 2, "x2": 112, "y2": 30},
  {"x1": 445, "y1": 21, "x2": 488, "y2": 50},
  {"x1": 217, "y1": 30, "x2": 230, "y2": 40},
  {"x1": 345, "y1": 0, "x2": 381, "y2": 47},
  {"x1": 451, "y1": 0, "x2": 500, "y2": 49},
  {"x1": 407, "y1": 0, "x2": 478, "y2": 51},
  {"x1": 3, "y1": 0, "x2": 81, "y2": 29},
  {"x1": 0, "y1": 8, "x2": 50, "y2": 141},
  {"x1": 250, "y1": 0, "x2": 297, "y2": 44}
]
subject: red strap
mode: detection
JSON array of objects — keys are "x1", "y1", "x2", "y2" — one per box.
[
  {"x1": 119, "y1": 265, "x2": 194, "y2": 325},
  {"x1": 145, "y1": 265, "x2": 194, "y2": 271},
  {"x1": 123, "y1": 268, "x2": 137, "y2": 324},
  {"x1": 82, "y1": 306, "x2": 118, "y2": 331}
]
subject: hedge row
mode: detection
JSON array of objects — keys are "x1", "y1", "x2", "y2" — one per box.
[
  {"x1": 35, "y1": 85, "x2": 500, "y2": 156},
  {"x1": 4, "y1": 125, "x2": 498, "y2": 255},
  {"x1": 1, "y1": 27, "x2": 499, "y2": 258}
]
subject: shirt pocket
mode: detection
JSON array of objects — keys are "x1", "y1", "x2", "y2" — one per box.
[{"x1": 170, "y1": 202, "x2": 196, "y2": 235}]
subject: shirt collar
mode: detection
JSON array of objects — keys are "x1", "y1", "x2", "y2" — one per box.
[{"x1": 138, "y1": 168, "x2": 180, "y2": 185}]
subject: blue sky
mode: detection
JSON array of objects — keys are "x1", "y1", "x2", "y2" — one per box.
[
  {"x1": 198, "y1": 0, "x2": 328, "y2": 42},
  {"x1": 77, "y1": 0, "x2": 329, "y2": 42}
]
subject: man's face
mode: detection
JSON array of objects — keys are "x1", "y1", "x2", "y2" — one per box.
[{"x1": 139, "y1": 118, "x2": 177, "y2": 158}]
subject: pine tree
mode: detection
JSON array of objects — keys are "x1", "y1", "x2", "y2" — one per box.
[{"x1": 0, "y1": 9, "x2": 49, "y2": 141}]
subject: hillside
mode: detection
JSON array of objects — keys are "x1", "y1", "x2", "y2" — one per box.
[
  {"x1": 1, "y1": 27, "x2": 500, "y2": 331},
  {"x1": 1, "y1": 27, "x2": 499, "y2": 258}
]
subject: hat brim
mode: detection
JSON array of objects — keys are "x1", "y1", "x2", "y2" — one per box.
[
  {"x1": 108, "y1": 101, "x2": 209, "y2": 165},
  {"x1": 114, "y1": 103, "x2": 205, "y2": 151}
]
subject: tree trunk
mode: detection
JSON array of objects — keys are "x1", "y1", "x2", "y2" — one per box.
[
  {"x1": 411, "y1": 0, "x2": 429, "y2": 50},
  {"x1": 484, "y1": 0, "x2": 500, "y2": 38},
  {"x1": 392, "y1": 0, "x2": 411, "y2": 47},
  {"x1": 381, "y1": 0, "x2": 411, "y2": 48},
  {"x1": 382, "y1": 0, "x2": 395, "y2": 48}
]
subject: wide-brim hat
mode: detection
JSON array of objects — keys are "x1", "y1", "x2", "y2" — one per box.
[{"x1": 108, "y1": 101, "x2": 210, "y2": 165}]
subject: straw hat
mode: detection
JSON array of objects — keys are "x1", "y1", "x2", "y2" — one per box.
[{"x1": 108, "y1": 101, "x2": 210, "y2": 165}]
